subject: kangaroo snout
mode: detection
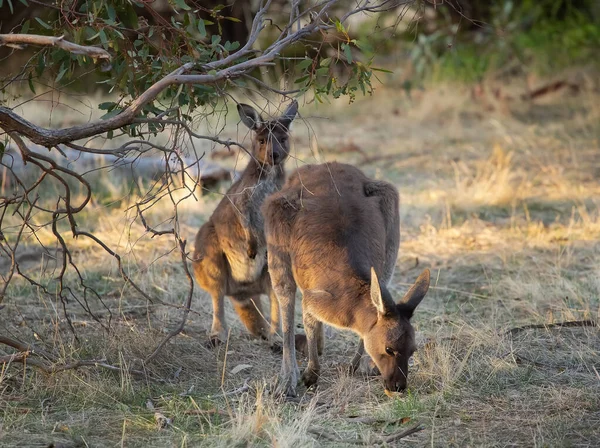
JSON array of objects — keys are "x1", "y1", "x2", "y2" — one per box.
[{"x1": 385, "y1": 377, "x2": 407, "y2": 392}]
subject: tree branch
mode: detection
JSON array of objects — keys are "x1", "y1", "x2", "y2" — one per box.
[
  {"x1": 0, "y1": 0, "x2": 368, "y2": 148},
  {"x1": 0, "y1": 33, "x2": 111, "y2": 60}
]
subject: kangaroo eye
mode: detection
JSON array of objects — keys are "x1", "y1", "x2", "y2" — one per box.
[
  {"x1": 385, "y1": 347, "x2": 395, "y2": 356},
  {"x1": 258, "y1": 138, "x2": 266, "y2": 145},
  {"x1": 281, "y1": 136, "x2": 287, "y2": 142}
]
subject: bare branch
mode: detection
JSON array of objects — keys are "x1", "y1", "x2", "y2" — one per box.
[
  {"x1": 144, "y1": 237, "x2": 194, "y2": 364},
  {"x1": 0, "y1": 33, "x2": 111, "y2": 60}
]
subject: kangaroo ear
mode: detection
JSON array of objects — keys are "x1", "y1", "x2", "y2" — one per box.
[
  {"x1": 398, "y1": 268, "x2": 430, "y2": 313},
  {"x1": 370, "y1": 267, "x2": 386, "y2": 316},
  {"x1": 278, "y1": 100, "x2": 298, "y2": 129},
  {"x1": 237, "y1": 103, "x2": 263, "y2": 130}
]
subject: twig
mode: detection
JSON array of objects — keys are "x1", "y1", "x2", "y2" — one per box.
[
  {"x1": 0, "y1": 34, "x2": 111, "y2": 60},
  {"x1": 377, "y1": 424, "x2": 424, "y2": 444},
  {"x1": 309, "y1": 422, "x2": 423, "y2": 445},
  {"x1": 521, "y1": 80, "x2": 579, "y2": 101},
  {"x1": 223, "y1": 377, "x2": 250, "y2": 396},
  {"x1": 345, "y1": 416, "x2": 391, "y2": 425},
  {"x1": 308, "y1": 428, "x2": 363, "y2": 444},
  {"x1": 0, "y1": 352, "x2": 28, "y2": 364},
  {"x1": 510, "y1": 353, "x2": 550, "y2": 369},
  {"x1": 144, "y1": 238, "x2": 194, "y2": 364},
  {"x1": 506, "y1": 320, "x2": 597, "y2": 336}
]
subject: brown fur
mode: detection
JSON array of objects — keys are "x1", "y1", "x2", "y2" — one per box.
[
  {"x1": 262, "y1": 162, "x2": 430, "y2": 396},
  {"x1": 192, "y1": 101, "x2": 298, "y2": 345}
]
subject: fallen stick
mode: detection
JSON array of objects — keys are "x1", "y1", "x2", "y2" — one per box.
[
  {"x1": 521, "y1": 80, "x2": 579, "y2": 100},
  {"x1": 345, "y1": 416, "x2": 392, "y2": 425},
  {"x1": 223, "y1": 378, "x2": 250, "y2": 396},
  {"x1": 378, "y1": 424, "x2": 424, "y2": 444},
  {"x1": 0, "y1": 352, "x2": 28, "y2": 363},
  {"x1": 506, "y1": 320, "x2": 597, "y2": 336}
]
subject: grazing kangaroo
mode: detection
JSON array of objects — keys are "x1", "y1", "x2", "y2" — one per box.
[
  {"x1": 192, "y1": 100, "x2": 298, "y2": 346},
  {"x1": 263, "y1": 162, "x2": 430, "y2": 396}
]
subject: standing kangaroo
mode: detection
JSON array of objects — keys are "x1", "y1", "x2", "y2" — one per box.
[
  {"x1": 262, "y1": 162, "x2": 430, "y2": 396},
  {"x1": 192, "y1": 100, "x2": 298, "y2": 346}
]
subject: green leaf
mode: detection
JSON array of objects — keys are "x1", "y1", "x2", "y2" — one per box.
[
  {"x1": 197, "y1": 19, "x2": 206, "y2": 38},
  {"x1": 87, "y1": 31, "x2": 101, "y2": 41},
  {"x1": 100, "y1": 108, "x2": 122, "y2": 120},
  {"x1": 34, "y1": 17, "x2": 52, "y2": 30},
  {"x1": 98, "y1": 101, "x2": 117, "y2": 110},
  {"x1": 342, "y1": 43, "x2": 353, "y2": 63},
  {"x1": 122, "y1": 3, "x2": 139, "y2": 29},
  {"x1": 106, "y1": 5, "x2": 116, "y2": 22},
  {"x1": 320, "y1": 57, "x2": 331, "y2": 67},
  {"x1": 55, "y1": 64, "x2": 68, "y2": 83},
  {"x1": 174, "y1": 0, "x2": 191, "y2": 11},
  {"x1": 296, "y1": 58, "x2": 313, "y2": 71},
  {"x1": 21, "y1": 19, "x2": 30, "y2": 34},
  {"x1": 354, "y1": 39, "x2": 374, "y2": 54},
  {"x1": 35, "y1": 52, "x2": 45, "y2": 77},
  {"x1": 27, "y1": 72, "x2": 35, "y2": 94},
  {"x1": 18, "y1": 0, "x2": 28, "y2": 5},
  {"x1": 224, "y1": 16, "x2": 241, "y2": 23},
  {"x1": 316, "y1": 67, "x2": 329, "y2": 77},
  {"x1": 99, "y1": 29, "x2": 108, "y2": 45},
  {"x1": 372, "y1": 67, "x2": 393, "y2": 74},
  {"x1": 294, "y1": 75, "x2": 309, "y2": 84}
]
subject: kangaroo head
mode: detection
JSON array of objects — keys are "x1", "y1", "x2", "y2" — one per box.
[
  {"x1": 237, "y1": 100, "x2": 298, "y2": 166},
  {"x1": 363, "y1": 268, "x2": 430, "y2": 393}
]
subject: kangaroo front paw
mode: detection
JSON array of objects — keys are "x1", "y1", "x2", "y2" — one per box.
[
  {"x1": 275, "y1": 366, "x2": 300, "y2": 398},
  {"x1": 301, "y1": 368, "x2": 319, "y2": 388},
  {"x1": 275, "y1": 376, "x2": 297, "y2": 398},
  {"x1": 205, "y1": 336, "x2": 222, "y2": 348}
]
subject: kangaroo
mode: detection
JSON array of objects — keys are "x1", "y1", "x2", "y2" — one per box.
[
  {"x1": 262, "y1": 162, "x2": 430, "y2": 396},
  {"x1": 192, "y1": 100, "x2": 298, "y2": 346}
]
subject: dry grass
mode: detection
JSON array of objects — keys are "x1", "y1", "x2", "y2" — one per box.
[{"x1": 2, "y1": 71, "x2": 600, "y2": 447}]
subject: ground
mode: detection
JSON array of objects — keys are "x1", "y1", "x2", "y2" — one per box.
[{"x1": 1, "y1": 72, "x2": 599, "y2": 447}]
